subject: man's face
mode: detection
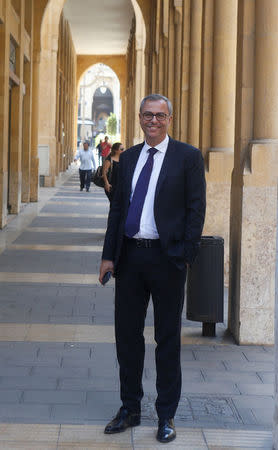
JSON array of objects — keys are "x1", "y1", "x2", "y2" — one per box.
[
  {"x1": 139, "y1": 100, "x2": 172, "y2": 144},
  {"x1": 83, "y1": 143, "x2": 89, "y2": 151}
]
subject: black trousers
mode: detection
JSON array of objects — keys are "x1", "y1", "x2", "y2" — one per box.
[
  {"x1": 79, "y1": 169, "x2": 92, "y2": 190},
  {"x1": 115, "y1": 239, "x2": 187, "y2": 419}
]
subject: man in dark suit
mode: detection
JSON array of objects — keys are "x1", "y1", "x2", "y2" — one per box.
[{"x1": 99, "y1": 94, "x2": 206, "y2": 443}]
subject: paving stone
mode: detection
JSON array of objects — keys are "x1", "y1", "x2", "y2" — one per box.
[
  {"x1": 193, "y1": 350, "x2": 247, "y2": 362},
  {"x1": 263, "y1": 346, "x2": 274, "y2": 354},
  {"x1": 202, "y1": 369, "x2": 261, "y2": 384},
  {"x1": 59, "y1": 377, "x2": 119, "y2": 391},
  {"x1": 0, "y1": 250, "x2": 98, "y2": 274},
  {"x1": 90, "y1": 343, "x2": 117, "y2": 359},
  {"x1": 94, "y1": 287, "x2": 115, "y2": 301},
  {"x1": 64, "y1": 342, "x2": 93, "y2": 350},
  {"x1": 224, "y1": 360, "x2": 274, "y2": 372},
  {"x1": 257, "y1": 372, "x2": 275, "y2": 384},
  {"x1": 23, "y1": 390, "x2": 86, "y2": 404},
  {"x1": 39, "y1": 347, "x2": 91, "y2": 358},
  {"x1": 30, "y1": 216, "x2": 105, "y2": 228},
  {"x1": 2, "y1": 355, "x2": 62, "y2": 368},
  {"x1": 242, "y1": 351, "x2": 274, "y2": 363},
  {"x1": 41, "y1": 204, "x2": 109, "y2": 215},
  {"x1": 0, "y1": 404, "x2": 51, "y2": 421},
  {"x1": 204, "y1": 429, "x2": 273, "y2": 448},
  {"x1": 182, "y1": 360, "x2": 227, "y2": 370},
  {"x1": 236, "y1": 383, "x2": 274, "y2": 396},
  {"x1": 0, "y1": 367, "x2": 31, "y2": 376},
  {"x1": 145, "y1": 367, "x2": 204, "y2": 383},
  {"x1": 61, "y1": 357, "x2": 96, "y2": 368},
  {"x1": 231, "y1": 395, "x2": 274, "y2": 410},
  {"x1": 53, "y1": 391, "x2": 120, "y2": 421},
  {"x1": 49, "y1": 315, "x2": 93, "y2": 324},
  {"x1": 32, "y1": 367, "x2": 89, "y2": 378},
  {"x1": 14, "y1": 231, "x2": 104, "y2": 246},
  {"x1": 0, "y1": 377, "x2": 58, "y2": 390},
  {"x1": 89, "y1": 366, "x2": 118, "y2": 378},
  {"x1": 0, "y1": 390, "x2": 23, "y2": 403},
  {"x1": 252, "y1": 407, "x2": 274, "y2": 426},
  {"x1": 181, "y1": 381, "x2": 240, "y2": 395},
  {"x1": 236, "y1": 407, "x2": 258, "y2": 425}
]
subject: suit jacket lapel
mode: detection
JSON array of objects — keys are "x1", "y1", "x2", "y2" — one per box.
[{"x1": 154, "y1": 137, "x2": 175, "y2": 202}]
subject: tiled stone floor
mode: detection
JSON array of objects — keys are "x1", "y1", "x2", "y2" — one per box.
[{"x1": 0, "y1": 165, "x2": 273, "y2": 449}]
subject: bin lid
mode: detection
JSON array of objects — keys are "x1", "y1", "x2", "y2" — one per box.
[{"x1": 201, "y1": 236, "x2": 224, "y2": 246}]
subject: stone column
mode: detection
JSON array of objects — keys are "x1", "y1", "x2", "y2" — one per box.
[
  {"x1": 0, "y1": 0, "x2": 10, "y2": 228},
  {"x1": 180, "y1": 0, "x2": 190, "y2": 142},
  {"x1": 199, "y1": 0, "x2": 214, "y2": 155},
  {"x1": 173, "y1": 0, "x2": 182, "y2": 140},
  {"x1": 241, "y1": 0, "x2": 278, "y2": 344},
  {"x1": 9, "y1": 0, "x2": 25, "y2": 214},
  {"x1": 229, "y1": 0, "x2": 278, "y2": 345},
  {"x1": 158, "y1": 34, "x2": 165, "y2": 94},
  {"x1": 30, "y1": 50, "x2": 40, "y2": 202},
  {"x1": 131, "y1": 0, "x2": 146, "y2": 145},
  {"x1": 167, "y1": 1, "x2": 174, "y2": 137},
  {"x1": 274, "y1": 186, "x2": 278, "y2": 447},
  {"x1": 21, "y1": 58, "x2": 32, "y2": 203},
  {"x1": 203, "y1": 0, "x2": 237, "y2": 281},
  {"x1": 187, "y1": 0, "x2": 202, "y2": 147}
]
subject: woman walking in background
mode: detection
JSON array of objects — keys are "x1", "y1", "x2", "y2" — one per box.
[{"x1": 103, "y1": 142, "x2": 124, "y2": 203}]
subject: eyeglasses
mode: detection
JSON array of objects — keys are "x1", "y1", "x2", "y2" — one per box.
[{"x1": 142, "y1": 112, "x2": 170, "y2": 122}]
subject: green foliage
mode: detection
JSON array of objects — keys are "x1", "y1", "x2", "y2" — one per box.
[{"x1": 106, "y1": 113, "x2": 117, "y2": 137}]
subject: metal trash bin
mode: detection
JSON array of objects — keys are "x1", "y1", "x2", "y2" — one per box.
[{"x1": 186, "y1": 236, "x2": 224, "y2": 337}]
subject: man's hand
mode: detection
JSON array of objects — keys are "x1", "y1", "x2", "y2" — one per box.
[{"x1": 99, "y1": 260, "x2": 114, "y2": 284}]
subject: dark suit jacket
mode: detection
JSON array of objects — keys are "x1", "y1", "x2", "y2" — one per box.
[{"x1": 102, "y1": 137, "x2": 206, "y2": 270}]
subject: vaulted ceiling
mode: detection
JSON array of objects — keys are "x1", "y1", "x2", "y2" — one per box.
[{"x1": 63, "y1": 0, "x2": 134, "y2": 55}]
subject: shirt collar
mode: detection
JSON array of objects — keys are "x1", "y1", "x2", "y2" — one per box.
[{"x1": 143, "y1": 135, "x2": 169, "y2": 154}]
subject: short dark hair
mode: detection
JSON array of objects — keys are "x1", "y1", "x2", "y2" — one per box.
[{"x1": 140, "y1": 94, "x2": 173, "y2": 115}]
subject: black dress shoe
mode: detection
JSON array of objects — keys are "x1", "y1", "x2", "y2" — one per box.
[
  {"x1": 104, "y1": 407, "x2": 141, "y2": 434},
  {"x1": 156, "y1": 418, "x2": 176, "y2": 443}
]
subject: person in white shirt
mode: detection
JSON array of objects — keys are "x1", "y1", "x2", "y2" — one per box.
[{"x1": 74, "y1": 141, "x2": 96, "y2": 192}]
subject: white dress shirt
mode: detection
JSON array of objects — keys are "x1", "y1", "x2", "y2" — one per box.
[
  {"x1": 130, "y1": 135, "x2": 169, "y2": 239},
  {"x1": 75, "y1": 149, "x2": 96, "y2": 170}
]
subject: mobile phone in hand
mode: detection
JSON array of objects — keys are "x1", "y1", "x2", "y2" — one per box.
[{"x1": 101, "y1": 271, "x2": 112, "y2": 285}]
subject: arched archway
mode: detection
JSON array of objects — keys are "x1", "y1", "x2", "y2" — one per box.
[
  {"x1": 77, "y1": 63, "x2": 121, "y2": 142},
  {"x1": 77, "y1": 56, "x2": 126, "y2": 143},
  {"x1": 35, "y1": 0, "x2": 148, "y2": 186}
]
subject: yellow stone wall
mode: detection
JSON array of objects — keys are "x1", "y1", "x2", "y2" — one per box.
[
  {"x1": 38, "y1": 6, "x2": 76, "y2": 187},
  {"x1": 0, "y1": 0, "x2": 35, "y2": 227}
]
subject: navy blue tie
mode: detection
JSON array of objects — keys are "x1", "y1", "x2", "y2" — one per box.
[{"x1": 125, "y1": 147, "x2": 158, "y2": 237}]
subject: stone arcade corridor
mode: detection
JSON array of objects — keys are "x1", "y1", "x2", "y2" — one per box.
[{"x1": 0, "y1": 166, "x2": 273, "y2": 448}]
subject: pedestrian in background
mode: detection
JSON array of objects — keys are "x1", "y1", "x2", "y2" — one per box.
[
  {"x1": 101, "y1": 136, "x2": 111, "y2": 164},
  {"x1": 103, "y1": 142, "x2": 124, "y2": 203},
  {"x1": 74, "y1": 140, "x2": 96, "y2": 192},
  {"x1": 96, "y1": 139, "x2": 103, "y2": 166}
]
